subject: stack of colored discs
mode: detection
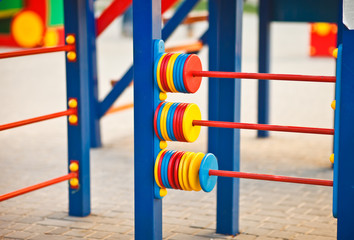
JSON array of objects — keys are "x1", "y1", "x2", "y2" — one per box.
[
  {"x1": 154, "y1": 102, "x2": 201, "y2": 142},
  {"x1": 154, "y1": 150, "x2": 218, "y2": 193},
  {"x1": 154, "y1": 53, "x2": 202, "y2": 93}
]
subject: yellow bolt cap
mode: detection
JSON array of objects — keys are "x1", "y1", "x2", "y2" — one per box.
[
  {"x1": 333, "y1": 48, "x2": 338, "y2": 59},
  {"x1": 159, "y1": 92, "x2": 167, "y2": 101},
  {"x1": 68, "y1": 99, "x2": 78, "y2": 108},
  {"x1": 159, "y1": 141, "x2": 167, "y2": 149},
  {"x1": 330, "y1": 154, "x2": 334, "y2": 164},
  {"x1": 160, "y1": 188, "x2": 167, "y2": 197},
  {"x1": 67, "y1": 51, "x2": 77, "y2": 61},
  {"x1": 68, "y1": 115, "x2": 78, "y2": 124},
  {"x1": 66, "y1": 35, "x2": 75, "y2": 44},
  {"x1": 331, "y1": 100, "x2": 336, "y2": 110},
  {"x1": 69, "y1": 162, "x2": 79, "y2": 172},
  {"x1": 70, "y1": 178, "x2": 79, "y2": 187}
]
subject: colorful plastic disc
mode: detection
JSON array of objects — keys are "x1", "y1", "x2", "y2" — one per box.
[
  {"x1": 158, "y1": 150, "x2": 167, "y2": 188},
  {"x1": 162, "y1": 150, "x2": 174, "y2": 188},
  {"x1": 188, "y1": 152, "x2": 204, "y2": 191},
  {"x1": 199, "y1": 153, "x2": 218, "y2": 192},
  {"x1": 173, "y1": 151, "x2": 184, "y2": 189},
  {"x1": 154, "y1": 102, "x2": 164, "y2": 140},
  {"x1": 183, "y1": 54, "x2": 202, "y2": 93},
  {"x1": 154, "y1": 150, "x2": 166, "y2": 188},
  {"x1": 178, "y1": 54, "x2": 188, "y2": 93},
  {"x1": 166, "y1": 103, "x2": 178, "y2": 141},
  {"x1": 168, "y1": 152, "x2": 179, "y2": 189},
  {"x1": 160, "y1": 102, "x2": 173, "y2": 141},
  {"x1": 155, "y1": 53, "x2": 166, "y2": 92},
  {"x1": 160, "y1": 53, "x2": 173, "y2": 92},
  {"x1": 173, "y1": 103, "x2": 184, "y2": 141},
  {"x1": 156, "y1": 102, "x2": 166, "y2": 141},
  {"x1": 182, "y1": 103, "x2": 201, "y2": 142},
  {"x1": 167, "y1": 53, "x2": 180, "y2": 92},
  {"x1": 173, "y1": 54, "x2": 183, "y2": 92},
  {"x1": 178, "y1": 104, "x2": 188, "y2": 142},
  {"x1": 182, "y1": 152, "x2": 195, "y2": 191},
  {"x1": 178, "y1": 152, "x2": 188, "y2": 190}
]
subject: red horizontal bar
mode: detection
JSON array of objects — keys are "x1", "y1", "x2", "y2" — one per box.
[
  {"x1": 209, "y1": 170, "x2": 333, "y2": 187},
  {"x1": 193, "y1": 120, "x2": 334, "y2": 135},
  {"x1": 0, "y1": 45, "x2": 75, "y2": 59},
  {"x1": 192, "y1": 71, "x2": 336, "y2": 83},
  {"x1": 0, "y1": 108, "x2": 77, "y2": 131},
  {"x1": 0, "y1": 172, "x2": 78, "y2": 202}
]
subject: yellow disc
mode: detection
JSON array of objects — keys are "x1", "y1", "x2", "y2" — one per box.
[
  {"x1": 182, "y1": 152, "x2": 195, "y2": 191},
  {"x1": 159, "y1": 141, "x2": 167, "y2": 149},
  {"x1": 43, "y1": 28, "x2": 59, "y2": 47},
  {"x1": 160, "y1": 188, "x2": 168, "y2": 197},
  {"x1": 159, "y1": 92, "x2": 167, "y2": 101},
  {"x1": 331, "y1": 100, "x2": 336, "y2": 110},
  {"x1": 154, "y1": 150, "x2": 166, "y2": 188},
  {"x1": 69, "y1": 162, "x2": 79, "y2": 172},
  {"x1": 156, "y1": 54, "x2": 167, "y2": 92},
  {"x1": 188, "y1": 152, "x2": 204, "y2": 191},
  {"x1": 178, "y1": 152, "x2": 189, "y2": 190},
  {"x1": 70, "y1": 178, "x2": 79, "y2": 187},
  {"x1": 166, "y1": 53, "x2": 180, "y2": 92},
  {"x1": 12, "y1": 11, "x2": 44, "y2": 48},
  {"x1": 66, "y1": 35, "x2": 76, "y2": 45},
  {"x1": 330, "y1": 153, "x2": 334, "y2": 164},
  {"x1": 160, "y1": 103, "x2": 173, "y2": 141},
  {"x1": 68, "y1": 99, "x2": 78, "y2": 108},
  {"x1": 332, "y1": 48, "x2": 338, "y2": 59},
  {"x1": 182, "y1": 103, "x2": 202, "y2": 142}
]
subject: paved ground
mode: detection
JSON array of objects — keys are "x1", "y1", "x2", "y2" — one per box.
[{"x1": 0, "y1": 12, "x2": 337, "y2": 240}]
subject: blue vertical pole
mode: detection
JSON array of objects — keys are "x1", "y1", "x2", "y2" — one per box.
[
  {"x1": 63, "y1": 0, "x2": 92, "y2": 217},
  {"x1": 208, "y1": 0, "x2": 243, "y2": 235},
  {"x1": 132, "y1": 0, "x2": 162, "y2": 239},
  {"x1": 257, "y1": 0, "x2": 271, "y2": 138},
  {"x1": 336, "y1": 25, "x2": 354, "y2": 239}
]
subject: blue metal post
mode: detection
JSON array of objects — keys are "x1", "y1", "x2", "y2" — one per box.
[
  {"x1": 336, "y1": 25, "x2": 354, "y2": 238},
  {"x1": 257, "y1": 0, "x2": 271, "y2": 138},
  {"x1": 132, "y1": 0, "x2": 162, "y2": 239},
  {"x1": 208, "y1": 0, "x2": 243, "y2": 235},
  {"x1": 63, "y1": 0, "x2": 92, "y2": 217}
]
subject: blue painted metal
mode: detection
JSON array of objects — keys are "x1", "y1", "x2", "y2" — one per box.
[
  {"x1": 257, "y1": 0, "x2": 271, "y2": 138},
  {"x1": 98, "y1": 0, "x2": 201, "y2": 117},
  {"x1": 132, "y1": 0, "x2": 162, "y2": 238},
  {"x1": 336, "y1": 26, "x2": 354, "y2": 238},
  {"x1": 208, "y1": 0, "x2": 243, "y2": 235},
  {"x1": 63, "y1": 0, "x2": 92, "y2": 216},
  {"x1": 332, "y1": 44, "x2": 342, "y2": 219}
]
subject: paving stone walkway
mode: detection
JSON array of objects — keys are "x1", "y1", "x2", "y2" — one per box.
[{"x1": 0, "y1": 14, "x2": 337, "y2": 239}]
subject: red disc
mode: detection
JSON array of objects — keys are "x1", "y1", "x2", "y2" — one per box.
[
  {"x1": 183, "y1": 54, "x2": 202, "y2": 93},
  {"x1": 158, "y1": 151, "x2": 167, "y2": 188},
  {"x1": 168, "y1": 152, "x2": 179, "y2": 189},
  {"x1": 161, "y1": 53, "x2": 173, "y2": 92},
  {"x1": 175, "y1": 103, "x2": 185, "y2": 142},
  {"x1": 178, "y1": 104, "x2": 188, "y2": 142},
  {"x1": 173, "y1": 103, "x2": 183, "y2": 141},
  {"x1": 154, "y1": 102, "x2": 164, "y2": 140},
  {"x1": 174, "y1": 151, "x2": 184, "y2": 189}
]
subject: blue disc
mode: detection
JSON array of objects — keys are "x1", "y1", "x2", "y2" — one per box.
[
  {"x1": 175, "y1": 54, "x2": 185, "y2": 92},
  {"x1": 166, "y1": 103, "x2": 178, "y2": 141},
  {"x1": 163, "y1": 150, "x2": 174, "y2": 188},
  {"x1": 154, "y1": 53, "x2": 163, "y2": 89},
  {"x1": 178, "y1": 54, "x2": 188, "y2": 93},
  {"x1": 199, "y1": 153, "x2": 218, "y2": 192},
  {"x1": 156, "y1": 102, "x2": 166, "y2": 140},
  {"x1": 173, "y1": 55, "x2": 182, "y2": 92},
  {"x1": 161, "y1": 150, "x2": 170, "y2": 188}
]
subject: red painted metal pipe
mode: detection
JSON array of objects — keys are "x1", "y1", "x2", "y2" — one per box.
[
  {"x1": 209, "y1": 170, "x2": 333, "y2": 187},
  {"x1": 0, "y1": 108, "x2": 77, "y2": 131},
  {"x1": 192, "y1": 71, "x2": 336, "y2": 83},
  {"x1": 0, "y1": 45, "x2": 75, "y2": 59},
  {"x1": 0, "y1": 172, "x2": 78, "y2": 202},
  {"x1": 193, "y1": 120, "x2": 334, "y2": 135}
]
